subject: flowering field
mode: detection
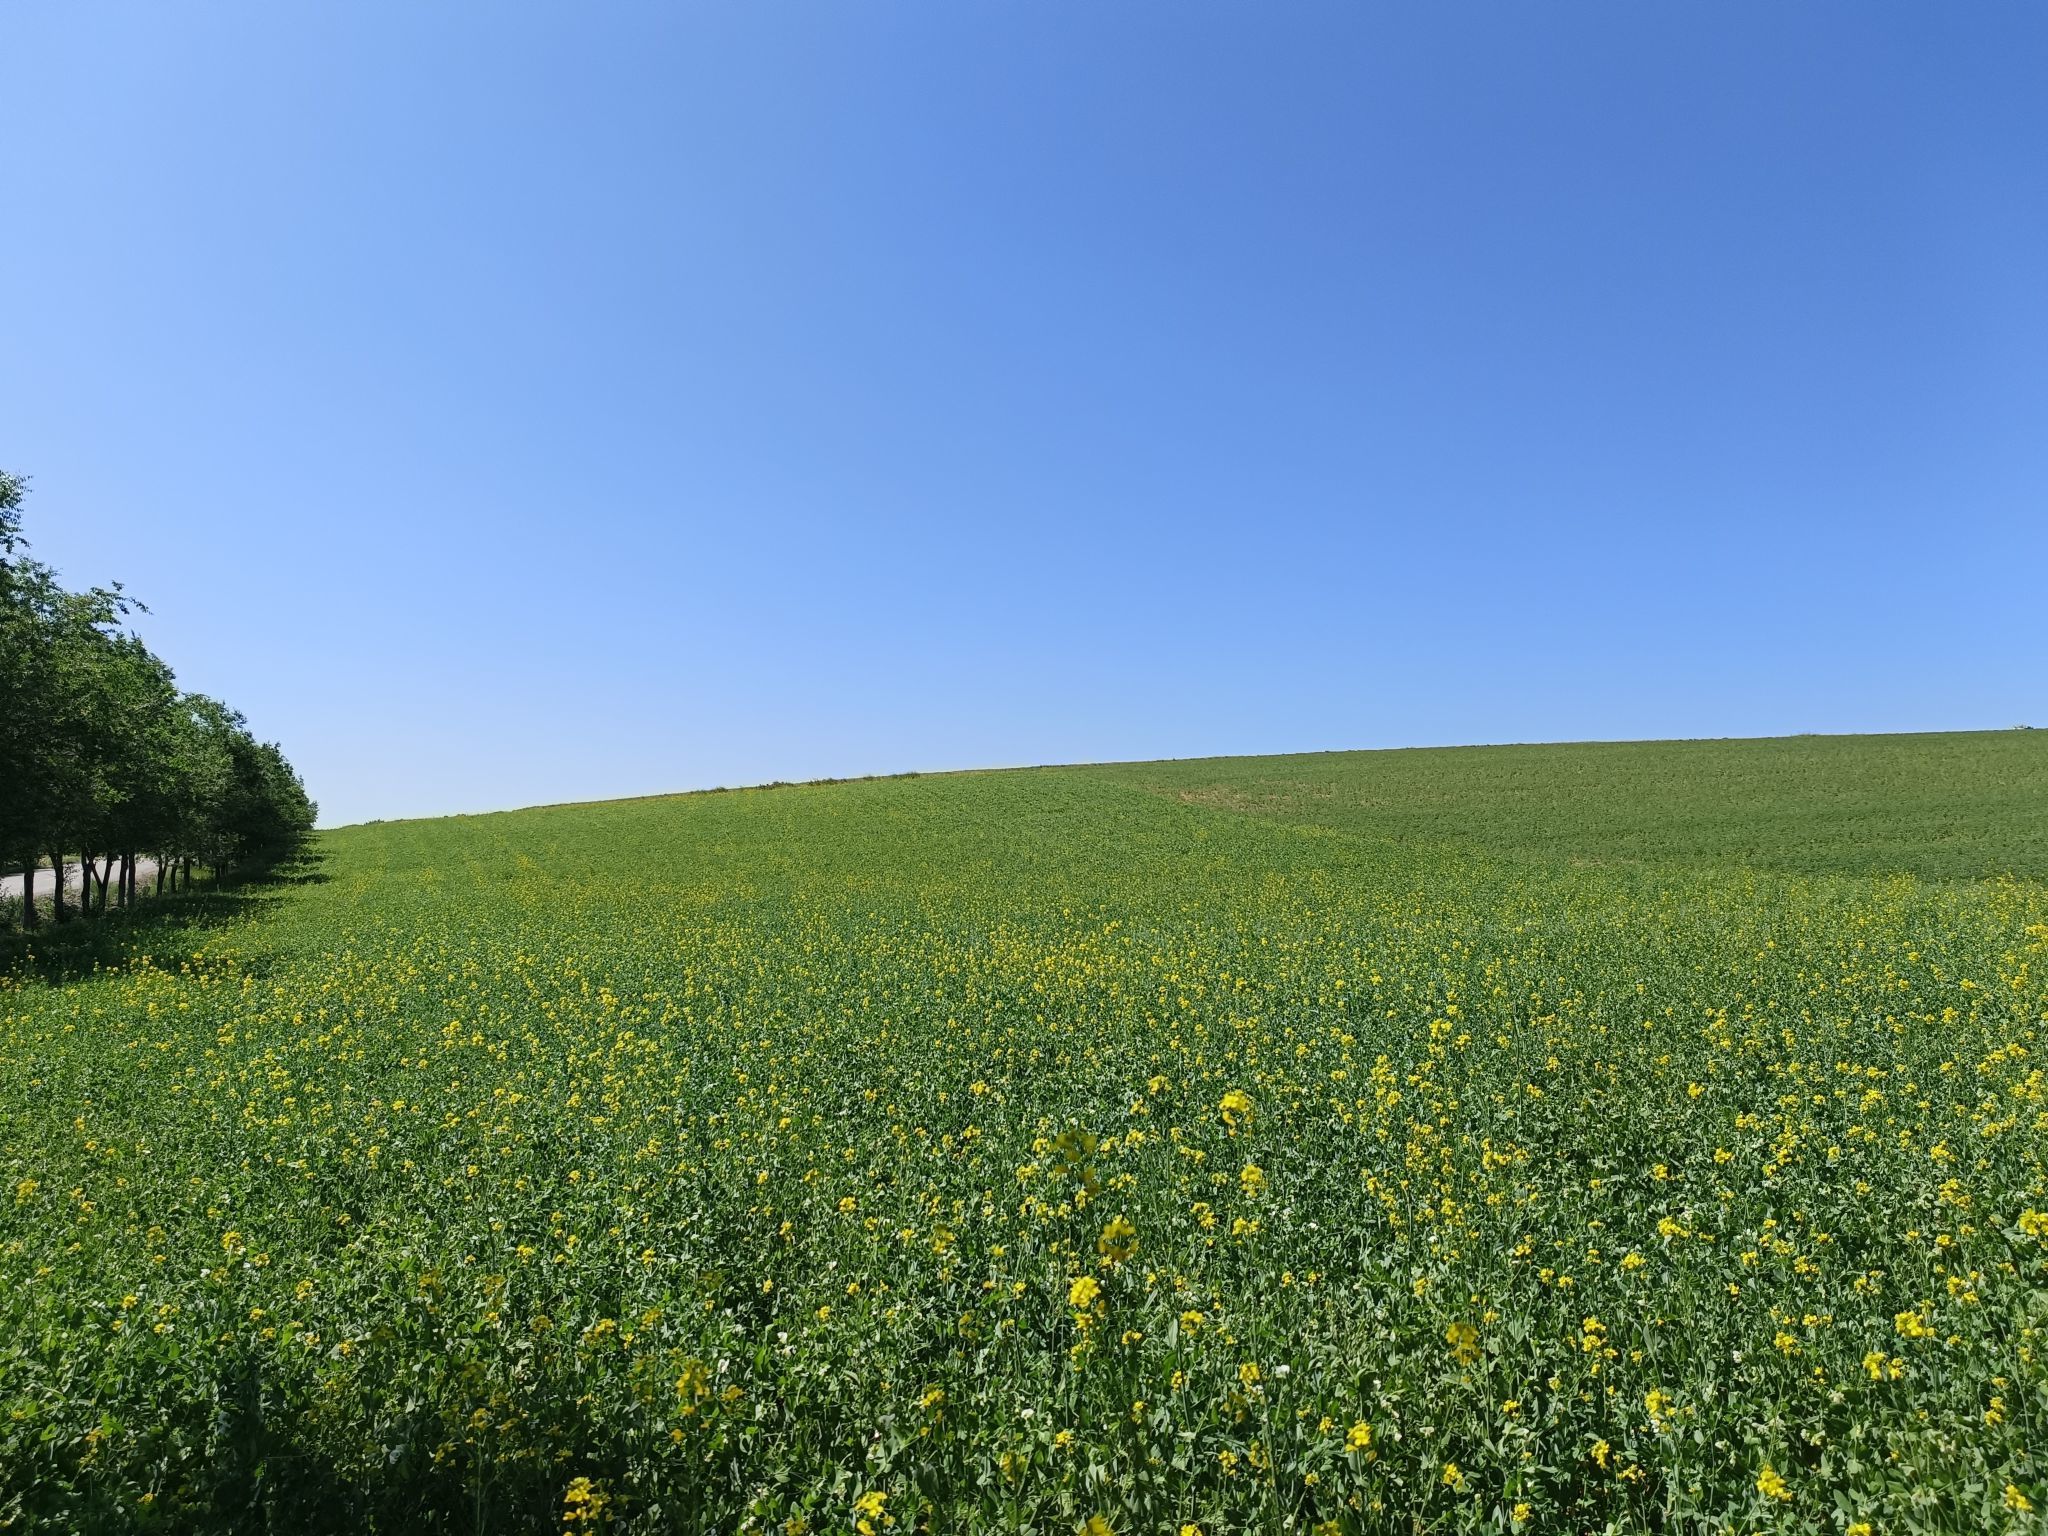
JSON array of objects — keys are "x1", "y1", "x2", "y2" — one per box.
[{"x1": 3, "y1": 734, "x2": 2046, "y2": 1534}]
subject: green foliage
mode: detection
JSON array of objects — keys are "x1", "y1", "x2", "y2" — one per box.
[
  {"x1": 2, "y1": 743, "x2": 2042, "y2": 1533},
  {"x1": 0, "y1": 470, "x2": 313, "y2": 911},
  {"x1": 1098, "y1": 731, "x2": 2048, "y2": 881}
]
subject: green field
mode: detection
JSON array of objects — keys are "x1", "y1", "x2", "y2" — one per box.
[{"x1": 4, "y1": 731, "x2": 2046, "y2": 1533}]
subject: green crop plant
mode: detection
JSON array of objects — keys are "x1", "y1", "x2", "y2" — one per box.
[{"x1": 3, "y1": 731, "x2": 2044, "y2": 1533}]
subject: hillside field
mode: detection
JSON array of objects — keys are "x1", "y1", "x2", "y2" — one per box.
[{"x1": 3, "y1": 730, "x2": 2046, "y2": 1534}]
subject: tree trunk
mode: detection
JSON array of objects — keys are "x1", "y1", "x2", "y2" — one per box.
[
  {"x1": 122, "y1": 853, "x2": 134, "y2": 908},
  {"x1": 49, "y1": 851, "x2": 66, "y2": 923},
  {"x1": 19, "y1": 865, "x2": 34, "y2": 929},
  {"x1": 155, "y1": 859, "x2": 166, "y2": 897}
]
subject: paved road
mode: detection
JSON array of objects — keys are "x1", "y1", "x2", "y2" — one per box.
[{"x1": 1, "y1": 857, "x2": 166, "y2": 906}]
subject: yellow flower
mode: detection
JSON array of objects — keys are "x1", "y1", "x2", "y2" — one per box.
[
  {"x1": 1219, "y1": 1089, "x2": 1252, "y2": 1129},
  {"x1": 1756, "y1": 1465, "x2": 1791, "y2": 1502},
  {"x1": 853, "y1": 1490, "x2": 886, "y2": 1519},
  {"x1": 2005, "y1": 1484, "x2": 2034, "y2": 1515},
  {"x1": 1894, "y1": 1307, "x2": 1933, "y2": 1340},
  {"x1": 1845, "y1": 1523, "x2": 1872, "y2": 1536},
  {"x1": 1238, "y1": 1361, "x2": 1262, "y2": 1387},
  {"x1": 1511, "y1": 1505, "x2": 1532, "y2": 1525},
  {"x1": 1239, "y1": 1163, "x2": 1266, "y2": 1197},
  {"x1": 1068, "y1": 1275, "x2": 1101, "y2": 1310},
  {"x1": 1081, "y1": 1517, "x2": 1115, "y2": 1536},
  {"x1": 1345, "y1": 1420, "x2": 1373, "y2": 1452},
  {"x1": 1442, "y1": 1462, "x2": 1465, "y2": 1490},
  {"x1": 1097, "y1": 1215, "x2": 1137, "y2": 1264},
  {"x1": 2018, "y1": 1210, "x2": 2048, "y2": 1238},
  {"x1": 1445, "y1": 1320, "x2": 1480, "y2": 1363},
  {"x1": 562, "y1": 1477, "x2": 609, "y2": 1526}
]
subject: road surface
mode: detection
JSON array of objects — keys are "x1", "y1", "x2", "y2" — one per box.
[{"x1": 1, "y1": 858, "x2": 166, "y2": 907}]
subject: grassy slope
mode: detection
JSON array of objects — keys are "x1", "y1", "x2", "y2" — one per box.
[
  {"x1": 1091, "y1": 729, "x2": 2048, "y2": 880},
  {"x1": 3, "y1": 730, "x2": 2045, "y2": 1533}
]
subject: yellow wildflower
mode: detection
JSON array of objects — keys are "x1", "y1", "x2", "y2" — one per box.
[
  {"x1": 1445, "y1": 1320, "x2": 1480, "y2": 1363},
  {"x1": 1219, "y1": 1089, "x2": 1252, "y2": 1130},
  {"x1": 1097, "y1": 1215, "x2": 1137, "y2": 1264}
]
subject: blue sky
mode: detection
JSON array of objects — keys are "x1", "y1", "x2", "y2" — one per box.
[{"x1": 4, "y1": 3, "x2": 2043, "y2": 827}]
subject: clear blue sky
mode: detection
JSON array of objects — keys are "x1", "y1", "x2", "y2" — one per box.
[{"x1": 4, "y1": 4, "x2": 2043, "y2": 827}]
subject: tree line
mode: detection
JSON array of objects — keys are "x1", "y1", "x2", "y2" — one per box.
[{"x1": 1, "y1": 471, "x2": 316, "y2": 928}]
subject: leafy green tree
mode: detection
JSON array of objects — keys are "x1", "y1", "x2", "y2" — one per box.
[
  {"x1": 0, "y1": 471, "x2": 52, "y2": 920},
  {"x1": 1, "y1": 470, "x2": 314, "y2": 929}
]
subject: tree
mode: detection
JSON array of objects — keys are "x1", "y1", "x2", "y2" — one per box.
[
  {"x1": 0, "y1": 473, "x2": 41, "y2": 921},
  {"x1": 1, "y1": 471, "x2": 315, "y2": 930}
]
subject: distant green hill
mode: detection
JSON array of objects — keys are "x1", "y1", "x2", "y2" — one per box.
[{"x1": 1089, "y1": 729, "x2": 2048, "y2": 880}]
